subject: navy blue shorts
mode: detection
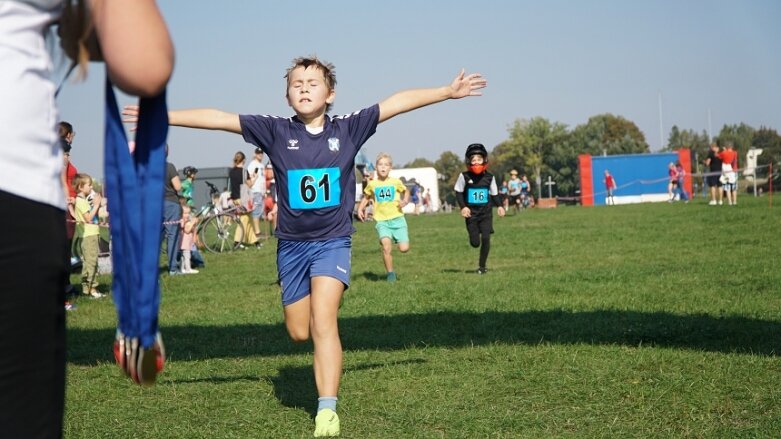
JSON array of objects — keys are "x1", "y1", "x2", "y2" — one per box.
[{"x1": 277, "y1": 237, "x2": 351, "y2": 306}]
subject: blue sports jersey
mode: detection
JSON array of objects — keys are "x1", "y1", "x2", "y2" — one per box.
[{"x1": 240, "y1": 104, "x2": 380, "y2": 240}]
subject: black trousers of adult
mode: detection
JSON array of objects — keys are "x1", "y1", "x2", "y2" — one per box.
[
  {"x1": 0, "y1": 190, "x2": 67, "y2": 439},
  {"x1": 465, "y1": 212, "x2": 493, "y2": 269}
]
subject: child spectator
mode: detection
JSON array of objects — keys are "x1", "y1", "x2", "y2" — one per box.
[
  {"x1": 667, "y1": 162, "x2": 679, "y2": 202},
  {"x1": 604, "y1": 169, "x2": 617, "y2": 205},
  {"x1": 179, "y1": 205, "x2": 199, "y2": 274},
  {"x1": 72, "y1": 174, "x2": 105, "y2": 298},
  {"x1": 357, "y1": 152, "x2": 410, "y2": 282},
  {"x1": 675, "y1": 162, "x2": 689, "y2": 202},
  {"x1": 181, "y1": 166, "x2": 198, "y2": 207},
  {"x1": 454, "y1": 144, "x2": 506, "y2": 274},
  {"x1": 124, "y1": 56, "x2": 485, "y2": 437}
]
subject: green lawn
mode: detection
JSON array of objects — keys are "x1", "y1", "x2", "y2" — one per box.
[{"x1": 65, "y1": 196, "x2": 781, "y2": 438}]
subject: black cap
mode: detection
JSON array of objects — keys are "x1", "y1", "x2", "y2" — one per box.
[{"x1": 255, "y1": 147, "x2": 264, "y2": 154}]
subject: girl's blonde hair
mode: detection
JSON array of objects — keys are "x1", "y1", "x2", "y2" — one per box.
[{"x1": 72, "y1": 173, "x2": 92, "y2": 192}]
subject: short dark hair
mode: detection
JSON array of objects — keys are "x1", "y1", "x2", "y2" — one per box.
[
  {"x1": 285, "y1": 56, "x2": 337, "y2": 113},
  {"x1": 58, "y1": 121, "x2": 73, "y2": 138}
]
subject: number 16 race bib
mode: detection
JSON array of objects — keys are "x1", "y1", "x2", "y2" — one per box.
[
  {"x1": 288, "y1": 167, "x2": 341, "y2": 209},
  {"x1": 467, "y1": 188, "x2": 489, "y2": 205}
]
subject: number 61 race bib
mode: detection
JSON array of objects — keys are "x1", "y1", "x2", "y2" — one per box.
[{"x1": 288, "y1": 168, "x2": 341, "y2": 209}]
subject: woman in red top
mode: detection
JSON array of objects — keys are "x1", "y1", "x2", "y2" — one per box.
[{"x1": 718, "y1": 142, "x2": 739, "y2": 205}]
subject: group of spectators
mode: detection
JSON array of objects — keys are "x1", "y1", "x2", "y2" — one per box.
[{"x1": 705, "y1": 141, "x2": 740, "y2": 206}]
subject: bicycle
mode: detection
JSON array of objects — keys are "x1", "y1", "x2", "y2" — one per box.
[{"x1": 195, "y1": 181, "x2": 246, "y2": 253}]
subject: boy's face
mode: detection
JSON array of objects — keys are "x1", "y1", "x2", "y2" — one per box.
[
  {"x1": 470, "y1": 155, "x2": 484, "y2": 165},
  {"x1": 286, "y1": 66, "x2": 335, "y2": 118},
  {"x1": 376, "y1": 158, "x2": 392, "y2": 178}
]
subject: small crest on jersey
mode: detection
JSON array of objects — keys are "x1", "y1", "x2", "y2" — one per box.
[
  {"x1": 328, "y1": 137, "x2": 340, "y2": 153},
  {"x1": 287, "y1": 139, "x2": 299, "y2": 150},
  {"x1": 468, "y1": 179, "x2": 474, "y2": 184}
]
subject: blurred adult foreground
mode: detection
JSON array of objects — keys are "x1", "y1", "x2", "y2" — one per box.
[{"x1": 0, "y1": 1, "x2": 173, "y2": 437}]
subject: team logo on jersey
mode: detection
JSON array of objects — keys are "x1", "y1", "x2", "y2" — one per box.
[
  {"x1": 287, "y1": 139, "x2": 299, "y2": 150},
  {"x1": 328, "y1": 138, "x2": 340, "y2": 153}
]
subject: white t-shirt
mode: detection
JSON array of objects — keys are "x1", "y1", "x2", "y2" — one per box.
[
  {"x1": 246, "y1": 158, "x2": 266, "y2": 194},
  {"x1": 0, "y1": 1, "x2": 64, "y2": 209}
]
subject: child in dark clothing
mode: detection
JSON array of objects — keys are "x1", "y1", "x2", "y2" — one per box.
[{"x1": 453, "y1": 143, "x2": 506, "y2": 274}]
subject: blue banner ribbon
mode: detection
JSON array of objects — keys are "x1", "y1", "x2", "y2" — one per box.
[{"x1": 104, "y1": 78, "x2": 168, "y2": 349}]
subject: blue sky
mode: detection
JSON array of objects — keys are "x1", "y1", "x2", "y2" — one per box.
[{"x1": 56, "y1": 0, "x2": 781, "y2": 177}]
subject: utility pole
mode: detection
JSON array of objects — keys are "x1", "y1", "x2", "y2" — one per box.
[{"x1": 658, "y1": 91, "x2": 664, "y2": 151}]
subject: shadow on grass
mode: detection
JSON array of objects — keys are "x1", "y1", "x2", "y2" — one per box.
[
  {"x1": 67, "y1": 310, "x2": 781, "y2": 367},
  {"x1": 359, "y1": 271, "x2": 385, "y2": 282},
  {"x1": 264, "y1": 360, "x2": 427, "y2": 415}
]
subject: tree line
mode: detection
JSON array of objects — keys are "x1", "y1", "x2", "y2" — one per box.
[{"x1": 402, "y1": 115, "x2": 781, "y2": 204}]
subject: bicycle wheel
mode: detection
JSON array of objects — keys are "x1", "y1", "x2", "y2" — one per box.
[{"x1": 199, "y1": 214, "x2": 244, "y2": 253}]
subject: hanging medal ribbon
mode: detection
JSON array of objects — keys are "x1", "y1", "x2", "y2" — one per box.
[{"x1": 104, "y1": 78, "x2": 168, "y2": 385}]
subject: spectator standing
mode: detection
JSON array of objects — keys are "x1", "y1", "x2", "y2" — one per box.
[
  {"x1": 179, "y1": 205, "x2": 199, "y2": 274},
  {"x1": 72, "y1": 174, "x2": 105, "y2": 298},
  {"x1": 163, "y1": 148, "x2": 183, "y2": 274},
  {"x1": 180, "y1": 166, "x2": 198, "y2": 207},
  {"x1": 604, "y1": 170, "x2": 617, "y2": 205},
  {"x1": 675, "y1": 162, "x2": 689, "y2": 202},
  {"x1": 246, "y1": 147, "x2": 266, "y2": 247},
  {"x1": 718, "y1": 141, "x2": 739, "y2": 206},
  {"x1": 704, "y1": 143, "x2": 723, "y2": 205}
]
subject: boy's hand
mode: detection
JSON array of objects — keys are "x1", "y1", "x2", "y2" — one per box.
[
  {"x1": 460, "y1": 207, "x2": 472, "y2": 218},
  {"x1": 497, "y1": 206, "x2": 506, "y2": 217},
  {"x1": 449, "y1": 69, "x2": 487, "y2": 99},
  {"x1": 122, "y1": 105, "x2": 140, "y2": 131}
]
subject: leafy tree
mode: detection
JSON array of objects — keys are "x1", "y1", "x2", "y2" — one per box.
[
  {"x1": 402, "y1": 157, "x2": 435, "y2": 169},
  {"x1": 714, "y1": 123, "x2": 755, "y2": 164},
  {"x1": 664, "y1": 124, "x2": 710, "y2": 174},
  {"x1": 433, "y1": 151, "x2": 463, "y2": 205},
  {"x1": 492, "y1": 117, "x2": 571, "y2": 198},
  {"x1": 571, "y1": 114, "x2": 650, "y2": 156},
  {"x1": 748, "y1": 126, "x2": 781, "y2": 168}
]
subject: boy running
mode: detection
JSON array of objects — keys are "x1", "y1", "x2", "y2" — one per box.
[
  {"x1": 454, "y1": 143, "x2": 505, "y2": 274},
  {"x1": 124, "y1": 56, "x2": 485, "y2": 437},
  {"x1": 357, "y1": 153, "x2": 410, "y2": 282}
]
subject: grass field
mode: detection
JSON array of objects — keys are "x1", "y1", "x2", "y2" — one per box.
[{"x1": 65, "y1": 196, "x2": 781, "y2": 438}]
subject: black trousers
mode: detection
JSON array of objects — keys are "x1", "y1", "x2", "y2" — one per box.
[
  {"x1": 465, "y1": 212, "x2": 493, "y2": 269},
  {"x1": 0, "y1": 190, "x2": 67, "y2": 439}
]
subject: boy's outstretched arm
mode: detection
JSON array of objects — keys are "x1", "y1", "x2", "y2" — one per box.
[
  {"x1": 378, "y1": 69, "x2": 486, "y2": 123},
  {"x1": 122, "y1": 106, "x2": 242, "y2": 134}
]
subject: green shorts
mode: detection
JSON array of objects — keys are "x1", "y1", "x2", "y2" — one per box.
[{"x1": 375, "y1": 216, "x2": 409, "y2": 244}]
